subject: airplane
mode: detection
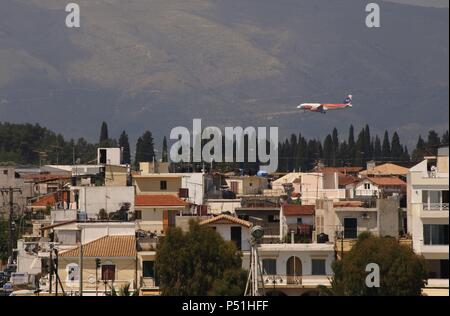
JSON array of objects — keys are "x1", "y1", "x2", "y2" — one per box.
[{"x1": 297, "y1": 95, "x2": 352, "y2": 114}]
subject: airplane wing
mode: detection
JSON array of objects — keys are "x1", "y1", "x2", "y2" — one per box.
[{"x1": 316, "y1": 104, "x2": 326, "y2": 112}]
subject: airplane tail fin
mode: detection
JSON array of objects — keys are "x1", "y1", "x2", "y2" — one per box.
[{"x1": 344, "y1": 94, "x2": 352, "y2": 106}]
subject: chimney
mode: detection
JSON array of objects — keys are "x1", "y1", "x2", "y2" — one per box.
[{"x1": 366, "y1": 160, "x2": 376, "y2": 173}]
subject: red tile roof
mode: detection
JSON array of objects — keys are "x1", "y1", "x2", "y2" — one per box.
[
  {"x1": 334, "y1": 201, "x2": 364, "y2": 208},
  {"x1": 200, "y1": 214, "x2": 252, "y2": 228},
  {"x1": 282, "y1": 204, "x2": 315, "y2": 216},
  {"x1": 315, "y1": 166, "x2": 363, "y2": 174},
  {"x1": 31, "y1": 191, "x2": 69, "y2": 208},
  {"x1": 135, "y1": 194, "x2": 188, "y2": 207},
  {"x1": 367, "y1": 176, "x2": 406, "y2": 186},
  {"x1": 60, "y1": 235, "x2": 136, "y2": 257},
  {"x1": 339, "y1": 174, "x2": 357, "y2": 186}
]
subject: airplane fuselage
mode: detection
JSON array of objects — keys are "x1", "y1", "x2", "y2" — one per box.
[{"x1": 297, "y1": 102, "x2": 352, "y2": 113}]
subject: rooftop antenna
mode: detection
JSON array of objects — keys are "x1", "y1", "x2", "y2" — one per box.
[{"x1": 244, "y1": 225, "x2": 265, "y2": 296}]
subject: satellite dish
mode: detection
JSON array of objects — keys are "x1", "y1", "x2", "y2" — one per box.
[{"x1": 250, "y1": 226, "x2": 264, "y2": 240}]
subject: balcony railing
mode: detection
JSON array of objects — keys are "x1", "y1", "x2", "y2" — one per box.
[
  {"x1": 423, "y1": 203, "x2": 449, "y2": 211},
  {"x1": 262, "y1": 275, "x2": 331, "y2": 287}
]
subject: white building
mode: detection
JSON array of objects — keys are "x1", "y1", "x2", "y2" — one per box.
[
  {"x1": 257, "y1": 243, "x2": 334, "y2": 296},
  {"x1": 70, "y1": 186, "x2": 135, "y2": 219},
  {"x1": 408, "y1": 145, "x2": 449, "y2": 295},
  {"x1": 199, "y1": 214, "x2": 252, "y2": 251},
  {"x1": 271, "y1": 172, "x2": 346, "y2": 205}
]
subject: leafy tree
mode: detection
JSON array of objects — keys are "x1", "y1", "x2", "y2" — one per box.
[
  {"x1": 156, "y1": 221, "x2": 247, "y2": 296},
  {"x1": 329, "y1": 233, "x2": 427, "y2": 296},
  {"x1": 119, "y1": 131, "x2": 131, "y2": 164}
]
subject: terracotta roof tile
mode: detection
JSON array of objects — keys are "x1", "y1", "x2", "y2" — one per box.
[
  {"x1": 282, "y1": 204, "x2": 315, "y2": 216},
  {"x1": 200, "y1": 214, "x2": 252, "y2": 228},
  {"x1": 367, "y1": 176, "x2": 406, "y2": 186},
  {"x1": 31, "y1": 191, "x2": 70, "y2": 208},
  {"x1": 60, "y1": 235, "x2": 136, "y2": 257},
  {"x1": 339, "y1": 174, "x2": 357, "y2": 186},
  {"x1": 135, "y1": 194, "x2": 188, "y2": 207},
  {"x1": 360, "y1": 163, "x2": 409, "y2": 176}
]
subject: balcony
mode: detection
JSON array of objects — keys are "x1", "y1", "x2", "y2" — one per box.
[
  {"x1": 262, "y1": 275, "x2": 331, "y2": 288},
  {"x1": 423, "y1": 203, "x2": 449, "y2": 211}
]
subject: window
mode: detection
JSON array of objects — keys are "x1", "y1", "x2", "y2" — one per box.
[
  {"x1": 179, "y1": 188, "x2": 189, "y2": 198},
  {"x1": 99, "y1": 149, "x2": 107, "y2": 164},
  {"x1": 2, "y1": 170, "x2": 7, "y2": 175},
  {"x1": 160, "y1": 181, "x2": 167, "y2": 190},
  {"x1": 66, "y1": 263, "x2": 79, "y2": 282},
  {"x1": 262, "y1": 259, "x2": 277, "y2": 275},
  {"x1": 135, "y1": 210, "x2": 142, "y2": 220},
  {"x1": 268, "y1": 215, "x2": 280, "y2": 223},
  {"x1": 312, "y1": 259, "x2": 326, "y2": 275},
  {"x1": 101, "y1": 264, "x2": 116, "y2": 281},
  {"x1": 297, "y1": 218, "x2": 303, "y2": 224},
  {"x1": 364, "y1": 183, "x2": 371, "y2": 190},
  {"x1": 230, "y1": 226, "x2": 242, "y2": 250},
  {"x1": 423, "y1": 224, "x2": 449, "y2": 245},
  {"x1": 230, "y1": 181, "x2": 239, "y2": 194},
  {"x1": 142, "y1": 261, "x2": 155, "y2": 278},
  {"x1": 344, "y1": 218, "x2": 358, "y2": 239}
]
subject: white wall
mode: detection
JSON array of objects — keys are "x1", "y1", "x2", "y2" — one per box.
[
  {"x1": 79, "y1": 222, "x2": 136, "y2": 244},
  {"x1": 257, "y1": 244, "x2": 334, "y2": 277},
  {"x1": 181, "y1": 173, "x2": 205, "y2": 205},
  {"x1": 72, "y1": 186, "x2": 135, "y2": 218},
  {"x1": 206, "y1": 199, "x2": 242, "y2": 215},
  {"x1": 211, "y1": 224, "x2": 251, "y2": 251}
]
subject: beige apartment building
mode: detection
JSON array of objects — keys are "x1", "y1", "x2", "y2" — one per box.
[{"x1": 408, "y1": 145, "x2": 449, "y2": 296}]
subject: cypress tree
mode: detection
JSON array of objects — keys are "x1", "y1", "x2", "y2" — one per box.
[
  {"x1": 373, "y1": 136, "x2": 382, "y2": 162},
  {"x1": 382, "y1": 131, "x2": 391, "y2": 162},
  {"x1": 99, "y1": 121, "x2": 109, "y2": 145},
  {"x1": 162, "y1": 136, "x2": 169, "y2": 163},
  {"x1": 323, "y1": 135, "x2": 334, "y2": 166},
  {"x1": 391, "y1": 132, "x2": 403, "y2": 161},
  {"x1": 118, "y1": 130, "x2": 131, "y2": 164}
]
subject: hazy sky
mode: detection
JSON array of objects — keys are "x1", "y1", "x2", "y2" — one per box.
[{"x1": 383, "y1": 0, "x2": 449, "y2": 8}]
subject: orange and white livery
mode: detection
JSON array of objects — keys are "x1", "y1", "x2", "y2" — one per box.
[{"x1": 297, "y1": 95, "x2": 353, "y2": 114}]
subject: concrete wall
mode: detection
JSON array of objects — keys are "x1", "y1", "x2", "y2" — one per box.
[
  {"x1": 105, "y1": 165, "x2": 128, "y2": 186},
  {"x1": 134, "y1": 176, "x2": 181, "y2": 195},
  {"x1": 378, "y1": 198, "x2": 400, "y2": 237},
  {"x1": 72, "y1": 186, "x2": 135, "y2": 218},
  {"x1": 209, "y1": 224, "x2": 251, "y2": 251},
  {"x1": 181, "y1": 173, "x2": 204, "y2": 205},
  {"x1": 206, "y1": 199, "x2": 242, "y2": 215},
  {"x1": 226, "y1": 176, "x2": 268, "y2": 195},
  {"x1": 58, "y1": 257, "x2": 137, "y2": 293}
]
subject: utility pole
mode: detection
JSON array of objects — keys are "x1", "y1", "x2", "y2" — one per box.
[
  {"x1": 49, "y1": 248, "x2": 53, "y2": 294},
  {"x1": 79, "y1": 240, "x2": 83, "y2": 296},
  {"x1": 1, "y1": 187, "x2": 22, "y2": 263}
]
